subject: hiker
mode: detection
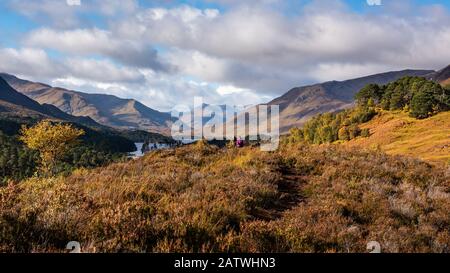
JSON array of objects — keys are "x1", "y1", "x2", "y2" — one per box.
[{"x1": 236, "y1": 137, "x2": 245, "y2": 148}]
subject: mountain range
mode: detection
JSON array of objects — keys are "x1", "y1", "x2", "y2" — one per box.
[
  {"x1": 269, "y1": 69, "x2": 438, "y2": 133},
  {"x1": 0, "y1": 76, "x2": 173, "y2": 147},
  {"x1": 1, "y1": 65, "x2": 449, "y2": 135},
  {"x1": 0, "y1": 76, "x2": 101, "y2": 127},
  {"x1": 0, "y1": 73, "x2": 172, "y2": 135}
]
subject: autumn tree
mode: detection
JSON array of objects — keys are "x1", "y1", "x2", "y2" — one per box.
[{"x1": 20, "y1": 120, "x2": 85, "y2": 176}]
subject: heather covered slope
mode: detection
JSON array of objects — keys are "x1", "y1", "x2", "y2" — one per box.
[
  {"x1": 345, "y1": 111, "x2": 450, "y2": 163},
  {"x1": 284, "y1": 75, "x2": 450, "y2": 164},
  {"x1": 1, "y1": 143, "x2": 448, "y2": 253}
]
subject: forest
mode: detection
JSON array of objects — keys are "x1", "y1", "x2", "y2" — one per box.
[
  {"x1": 355, "y1": 76, "x2": 450, "y2": 118},
  {"x1": 287, "y1": 77, "x2": 450, "y2": 145},
  {"x1": 0, "y1": 117, "x2": 137, "y2": 183}
]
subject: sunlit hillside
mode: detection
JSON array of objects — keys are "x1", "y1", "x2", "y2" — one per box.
[
  {"x1": 345, "y1": 111, "x2": 450, "y2": 164},
  {"x1": 1, "y1": 142, "x2": 449, "y2": 253}
]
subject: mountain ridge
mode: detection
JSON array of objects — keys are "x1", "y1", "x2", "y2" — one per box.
[
  {"x1": 3, "y1": 66, "x2": 448, "y2": 136},
  {"x1": 269, "y1": 69, "x2": 435, "y2": 133},
  {"x1": 0, "y1": 76, "x2": 109, "y2": 128},
  {"x1": 0, "y1": 73, "x2": 172, "y2": 135},
  {"x1": 426, "y1": 65, "x2": 450, "y2": 86}
]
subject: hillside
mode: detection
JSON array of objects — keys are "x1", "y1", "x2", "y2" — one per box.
[
  {"x1": 269, "y1": 69, "x2": 434, "y2": 133},
  {"x1": 0, "y1": 73, "x2": 172, "y2": 135},
  {"x1": 0, "y1": 76, "x2": 105, "y2": 128},
  {"x1": 0, "y1": 76, "x2": 53, "y2": 115},
  {"x1": 346, "y1": 111, "x2": 450, "y2": 163},
  {"x1": 0, "y1": 142, "x2": 448, "y2": 253},
  {"x1": 0, "y1": 77, "x2": 143, "y2": 174},
  {"x1": 427, "y1": 65, "x2": 450, "y2": 85},
  {"x1": 0, "y1": 75, "x2": 174, "y2": 153}
]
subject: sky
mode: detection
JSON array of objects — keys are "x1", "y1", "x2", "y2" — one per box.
[{"x1": 0, "y1": 0, "x2": 450, "y2": 111}]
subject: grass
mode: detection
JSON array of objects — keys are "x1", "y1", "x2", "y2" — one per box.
[
  {"x1": 345, "y1": 110, "x2": 450, "y2": 164},
  {"x1": 1, "y1": 142, "x2": 449, "y2": 253}
]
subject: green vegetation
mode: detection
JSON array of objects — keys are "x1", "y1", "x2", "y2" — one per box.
[
  {"x1": 286, "y1": 106, "x2": 377, "y2": 145},
  {"x1": 356, "y1": 76, "x2": 450, "y2": 119},
  {"x1": 0, "y1": 117, "x2": 136, "y2": 181},
  {"x1": 287, "y1": 77, "x2": 450, "y2": 145},
  {"x1": 0, "y1": 130, "x2": 127, "y2": 183},
  {"x1": 0, "y1": 143, "x2": 448, "y2": 253},
  {"x1": 0, "y1": 131, "x2": 38, "y2": 184},
  {"x1": 119, "y1": 129, "x2": 174, "y2": 144}
]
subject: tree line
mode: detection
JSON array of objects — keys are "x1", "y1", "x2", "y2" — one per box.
[
  {"x1": 0, "y1": 119, "x2": 135, "y2": 183},
  {"x1": 287, "y1": 76, "x2": 450, "y2": 145},
  {"x1": 355, "y1": 76, "x2": 450, "y2": 118},
  {"x1": 286, "y1": 106, "x2": 375, "y2": 145}
]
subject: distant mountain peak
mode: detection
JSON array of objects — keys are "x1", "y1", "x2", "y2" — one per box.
[
  {"x1": 0, "y1": 75, "x2": 106, "y2": 128},
  {"x1": 269, "y1": 68, "x2": 435, "y2": 133},
  {"x1": 1, "y1": 73, "x2": 172, "y2": 135}
]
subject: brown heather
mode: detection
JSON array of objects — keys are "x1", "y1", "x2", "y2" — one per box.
[{"x1": 0, "y1": 142, "x2": 449, "y2": 253}]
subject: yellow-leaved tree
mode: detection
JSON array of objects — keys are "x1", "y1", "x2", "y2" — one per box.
[{"x1": 20, "y1": 120, "x2": 85, "y2": 176}]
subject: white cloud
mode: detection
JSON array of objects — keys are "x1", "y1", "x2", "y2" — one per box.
[
  {"x1": 0, "y1": 46, "x2": 145, "y2": 84},
  {"x1": 9, "y1": 0, "x2": 139, "y2": 27},
  {"x1": 3, "y1": 0, "x2": 450, "y2": 112},
  {"x1": 109, "y1": 3, "x2": 450, "y2": 95},
  {"x1": 216, "y1": 85, "x2": 251, "y2": 96},
  {"x1": 0, "y1": 47, "x2": 63, "y2": 79},
  {"x1": 25, "y1": 28, "x2": 168, "y2": 71},
  {"x1": 63, "y1": 58, "x2": 144, "y2": 83}
]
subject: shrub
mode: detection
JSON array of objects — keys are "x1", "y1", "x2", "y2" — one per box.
[
  {"x1": 338, "y1": 127, "x2": 350, "y2": 141},
  {"x1": 1, "y1": 144, "x2": 448, "y2": 253},
  {"x1": 360, "y1": 128, "x2": 370, "y2": 138}
]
